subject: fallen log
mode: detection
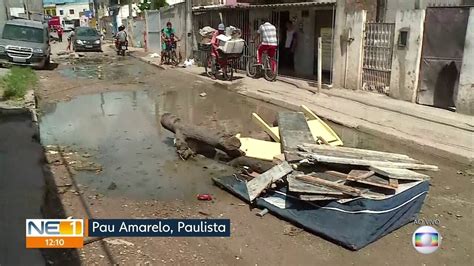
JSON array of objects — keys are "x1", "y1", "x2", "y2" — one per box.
[{"x1": 161, "y1": 113, "x2": 243, "y2": 160}]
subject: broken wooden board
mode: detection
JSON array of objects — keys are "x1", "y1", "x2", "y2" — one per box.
[
  {"x1": 287, "y1": 175, "x2": 345, "y2": 195},
  {"x1": 294, "y1": 174, "x2": 362, "y2": 197},
  {"x1": 369, "y1": 166, "x2": 430, "y2": 181},
  {"x1": 246, "y1": 161, "x2": 293, "y2": 201},
  {"x1": 299, "y1": 143, "x2": 412, "y2": 160},
  {"x1": 251, "y1": 113, "x2": 280, "y2": 142},
  {"x1": 237, "y1": 135, "x2": 281, "y2": 161},
  {"x1": 297, "y1": 152, "x2": 439, "y2": 171},
  {"x1": 300, "y1": 105, "x2": 343, "y2": 146},
  {"x1": 389, "y1": 178, "x2": 399, "y2": 188},
  {"x1": 298, "y1": 144, "x2": 421, "y2": 164},
  {"x1": 346, "y1": 170, "x2": 397, "y2": 190},
  {"x1": 278, "y1": 112, "x2": 316, "y2": 161},
  {"x1": 347, "y1": 170, "x2": 375, "y2": 180}
]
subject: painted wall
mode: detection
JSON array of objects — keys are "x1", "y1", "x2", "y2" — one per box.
[
  {"x1": 160, "y1": 3, "x2": 187, "y2": 59},
  {"x1": 385, "y1": 0, "x2": 464, "y2": 22},
  {"x1": 456, "y1": 7, "x2": 474, "y2": 115},
  {"x1": 56, "y1": 3, "x2": 89, "y2": 21},
  {"x1": 344, "y1": 10, "x2": 366, "y2": 90},
  {"x1": 389, "y1": 10, "x2": 425, "y2": 102},
  {"x1": 332, "y1": 0, "x2": 347, "y2": 88}
]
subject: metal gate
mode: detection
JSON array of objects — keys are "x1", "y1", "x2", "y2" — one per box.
[
  {"x1": 361, "y1": 23, "x2": 395, "y2": 94},
  {"x1": 193, "y1": 9, "x2": 280, "y2": 72},
  {"x1": 417, "y1": 7, "x2": 470, "y2": 110}
]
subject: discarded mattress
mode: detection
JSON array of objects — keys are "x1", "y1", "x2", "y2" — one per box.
[{"x1": 213, "y1": 175, "x2": 429, "y2": 250}]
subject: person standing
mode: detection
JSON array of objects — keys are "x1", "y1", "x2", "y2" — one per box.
[
  {"x1": 210, "y1": 23, "x2": 225, "y2": 79},
  {"x1": 282, "y1": 21, "x2": 297, "y2": 71},
  {"x1": 66, "y1": 28, "x2": 75, "y2": 51},
  {"x1": 254, "y1": 19, "x2": 278, "y2": 72},
  {"x1": 57, "y1": 27, "x2": 63, "y2": 42}
]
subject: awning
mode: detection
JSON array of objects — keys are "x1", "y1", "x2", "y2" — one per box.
[{"x1": 192, "y1": 1, "x2": 336, "y2": 12}]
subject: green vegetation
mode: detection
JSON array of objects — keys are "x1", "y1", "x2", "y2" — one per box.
[
  {"x1": 138, "y1": 0, "x2": 168, "y2": 12},
  {"x1": 1, "y1": 67, "x2": 38, "y2": 100}
]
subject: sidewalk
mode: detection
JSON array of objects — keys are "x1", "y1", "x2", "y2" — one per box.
[{"x1": 131, "y1": 51, "x2": 474, "y2": 164}]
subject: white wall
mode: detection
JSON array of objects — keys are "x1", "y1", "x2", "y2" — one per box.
[
  {"x1": 56, "y1": 3, "x2": 90, "y2": 21},
  {"x1": 389, "y1": 10, "x2": 425, "y2": 102},
  {"x1": 456, "y1": 7, "x2": 474, "y2": 115},
  {"x1": 344, "y1": 10, "x2": 366, "y2": 90}
]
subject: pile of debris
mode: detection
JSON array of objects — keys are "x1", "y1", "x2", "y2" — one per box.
[
  {"x1": 161, "y1": 105, "x2": 438, "y2": 250},
  {"x1": 45, "y1": 145, "x2": 102, "y2": 174}
]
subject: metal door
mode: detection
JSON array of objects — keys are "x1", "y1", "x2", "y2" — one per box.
[{"x1": 417, "y1": 7, "x2": 470, "y2": 109}]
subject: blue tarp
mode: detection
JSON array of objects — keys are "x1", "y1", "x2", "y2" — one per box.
[{"x1": 213, "y1": 175, "x2": 429, "y2": 250}]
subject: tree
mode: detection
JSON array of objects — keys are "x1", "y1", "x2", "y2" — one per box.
[{"x1": 137, "y1": 0, "x2": 168, "y2": 11}]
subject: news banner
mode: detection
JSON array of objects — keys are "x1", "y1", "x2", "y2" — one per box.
[{"x1": 26, "y1": 219, "x2": 231, "y2": 248}]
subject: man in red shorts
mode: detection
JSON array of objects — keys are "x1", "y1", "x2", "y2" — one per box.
[{"x1": 254, "y1": 19, "x2": 278, "y2": 72}]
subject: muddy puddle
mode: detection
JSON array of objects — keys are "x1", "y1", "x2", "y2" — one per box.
[
  {"x1": 39, "y1": 87, "x2": 285, "y2": 200},
  {"x1": 58, "y1": 58, "x2": 154, "y2": 81}
]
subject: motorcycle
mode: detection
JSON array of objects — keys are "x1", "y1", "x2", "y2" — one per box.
[{"x1": 115, "y1": 39, "x2": 128, "y2": 56}]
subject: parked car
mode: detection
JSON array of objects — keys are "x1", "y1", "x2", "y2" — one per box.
[
  {"x1": 0, "y1": 19, "x2": 51, "y2": 69},
  {"x1": 73, "y1": 27, "x2": 102, "y2": 52}
]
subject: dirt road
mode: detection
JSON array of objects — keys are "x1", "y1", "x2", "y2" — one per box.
[{"x1": 35, "y1": 42, "x2": 473, "y2": 265}]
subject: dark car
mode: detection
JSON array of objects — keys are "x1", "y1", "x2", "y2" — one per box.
[
  {"x1": 73, "y1": 27, "x2": 101, "y2": 52},
  {"x1": 0, "y1": 19, "x2": 51, "y2": 69}
]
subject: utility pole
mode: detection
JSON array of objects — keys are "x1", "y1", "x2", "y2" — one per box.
[
  {"x1": 128, "y1": 0, "x2": 132, "y2": 18},
  {"x1": 185, "y1": 0, "x2": 193, "y2": 59}
]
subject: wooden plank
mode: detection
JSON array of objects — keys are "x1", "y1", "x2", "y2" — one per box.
[
  {"x1": 369, "y1": 166, "x2": 430, "y2": 180},
  {"x1": 237, "y1": 136, "x2": 281, "y2": 161},
  {"x1": 347, "y1": 170, "x2": 375, "y2": 180},
  {"x1": 287, "y1": 175, "x2": 345, "y2": 195},
  {"x1": 298, "y1": 152, "x2": 439, "y2": 171},
  {"x1": 301, "y1": 105, "x2": 343, "y2": 146},
  {"x1": 294, "y1": 174, "x2": 362, "y2": 197},
  {"x1": 251, "y1": 113, "x2": 280, "y2": 142},
  {"x1": 324, "y1": 170, "x2": 349, "y2": 179},
  {"x1": 389, "y1": 178, "x2": 399, "y2": 188},
  {"x1": 346, "y1": 175, "x2": 396, "y2": 191},
  {"x1": 298, "y1": 145, "x2": 421, "y2": 164},
  {"x1": 246, "y1": 162, "x2": 293, "y2": 201},
  {"x1": 299, "y1": 143, "x2": 411, "y2": 160},
  {"x1": 278, "y1": 112, "x2": 316, "y2": 161}
]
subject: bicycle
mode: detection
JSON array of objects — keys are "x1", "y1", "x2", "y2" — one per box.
[
  {"x1": 246, "y1": 43, "x2": 278, "y2": 81},
  {"x1": 164, "y1": 39, "x2": 179, "y2": 66},
  {"x1": 203, "y1": 48, "x2": 237, "y2": 81}
]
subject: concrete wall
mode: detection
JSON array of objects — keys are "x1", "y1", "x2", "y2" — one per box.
[
  {"x1": 160, "y1": 3, "x2": 187, "y2": 59},
  {"x1": 456, "y1": 7, "x2": 474, "y2": 115},
  {"x1": 385, "y1": 0, "x2": 464, "y2": 22},
  {"x1": 332, "y1": 0, "x2": 347, "y2": 88},
  {"x1": 344, "y1": 10, "x2": 366, "y2": 90},
  {"x1": 56, "y1": 3, "x2": 89, "y2": 20},
  {"x1": 389, "y1": 10, "x2": 425, "y2": 102}
]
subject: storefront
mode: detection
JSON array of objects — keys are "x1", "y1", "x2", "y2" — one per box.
[{"x1": 193, "y1": 1, "x2": 336, "y2": 83}]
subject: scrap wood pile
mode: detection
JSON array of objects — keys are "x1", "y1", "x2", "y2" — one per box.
[
  {"x1": 161, "y1": 106, "x2": 438, "y2": 249},
  {"x1": 161, "y1": 105, "x2": 438, "y2": 202}
]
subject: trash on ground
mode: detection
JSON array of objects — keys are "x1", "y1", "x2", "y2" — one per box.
[
  {"x1": 160, "y1": 107, "x2": 438, "y2": 250},
  {"x1": 150, "y1": 53, "x2": 160, "y2": 58},
  {"x1": 197, "y1": 194, "x2": 213, "y2": 201},
  {"x1": 199, "y1": 92, "x2": 207, "y2": 97}
]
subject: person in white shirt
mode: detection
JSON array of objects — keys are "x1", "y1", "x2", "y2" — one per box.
[{"x1": 254, "y1": 20, "x2": 278, "y2": 72}]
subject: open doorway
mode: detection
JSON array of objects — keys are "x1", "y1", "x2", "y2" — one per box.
[
  {"x1": 278, "y1": 11, "x2": 296, "y2": 76},
  {"x1": 314, "y1": 9, "x2": 334, "y2": 84}
]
